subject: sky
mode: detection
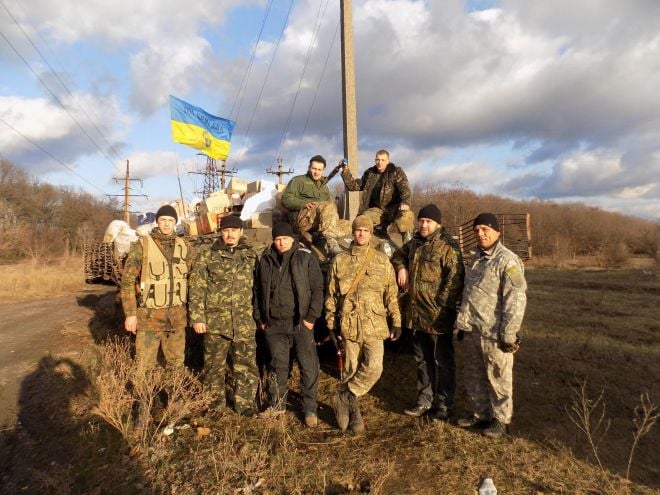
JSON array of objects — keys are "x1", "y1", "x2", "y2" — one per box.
[{"x1": 1, "y1": 0, "x2": 659, "y2": 221}]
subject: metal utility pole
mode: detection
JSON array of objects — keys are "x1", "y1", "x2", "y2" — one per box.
[
  {"x1": 189, "y1": 155, "x2": 237, "y2": 197},
  {"x1": 266, "y1": 157, "x2": 294, "y2": 185},
  {"x1": 108, "y1": 160, "x2": 147, "y2": 225},
  {"x1": 341, "y1": 0, "x2": 360, "y2": 220}
]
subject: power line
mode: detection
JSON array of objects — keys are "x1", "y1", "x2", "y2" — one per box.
[
  {"x1": 276, "y1": 0, "x2": 331, "y2": 160},
  {"x1": 0, "y1": 117, "x2": 109, "y2": 195},
  {"x1": 244, "y1": 0, "x2": 295, "y2": 140},
  {"x1": 0, "y1": 0, "x2": 122, "y2": 175},
  {"x1": 230, "y1": 0, "x2": 275, "y2": 123},
  {"x1": 0, "y1": 24, "x2": 121, "y2": 172}
]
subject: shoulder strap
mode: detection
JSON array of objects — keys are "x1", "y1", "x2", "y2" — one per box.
[{"x1": 345, "y1": 247, "x2": 375, "y2": 299}]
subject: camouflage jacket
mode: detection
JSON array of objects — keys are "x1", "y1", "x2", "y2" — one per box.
[
  {"x1": 281, "y1": 172, "x2": 333, "y2": 213},
  {"x1": 455, "y1": 241, "x2": 527, "y2": 344},
  {"x1": 391, "y1": 227, "x2": 464, "y2": 334},
  {"x1": 326, "y1": 243, "x2": 401, "y2": 342},
  {"x1": 188, "y1": 237, "x2": 258, "y2": 341},
  {"x1": 120, "y1": 228, "x2": 193, "y2": 317},
  {"x1": 341, "y1": 162, "x2": 412, "y2": 216}
]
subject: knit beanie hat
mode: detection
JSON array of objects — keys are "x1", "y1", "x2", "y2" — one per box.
[
  {"x1": 156, "y1": 204, "x2": 178, "y2": 222},
  {"x1": 219, "y1": 215, "x2": 243, "y2": 230},
  {"x1": 417, "y1": 204, "x2": 442, "y2": 224},
  {"x1": 272, "y1": 222, "x2": 295, "y2": 239},
  {"x1": 309, "y1": 155, "x2": 326, "y2": 167},
  {"x1": 352, "y1": 214, "x2": 373, "y2": 233},
  {"x1": 473, "y1": 213, "x2": 500, "y2": 232}
]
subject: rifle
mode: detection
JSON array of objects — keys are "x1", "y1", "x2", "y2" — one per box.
[
  {"x1": 322, "y1": 158, "x2": 348, "y2": 185},
  {"x1": 328, "y1": 329, "x2": 345, "y2": 382}
]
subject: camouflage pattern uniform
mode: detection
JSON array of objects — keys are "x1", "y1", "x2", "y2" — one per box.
[
  {"x1": 455, "y1": 241, "x2": 527, "y2": 425},
  {"x1": 188, "y1": 238, "x2": 259, "y2": 413},
  {"x1": 341, "y1": 163, "x2": 415, "y2": 234},
  {"x1": 326, "y1": 243, "x2": 401, "y2": 397},
  {"x1": 391, "y1": 227, "x2": 464, "y2": 413},
  {"x1": 281, "y1": 172, "x2": 339, "y2": 239},
  {"x1": 120, "y1": 228, "x2": 193, "y2": 371}
]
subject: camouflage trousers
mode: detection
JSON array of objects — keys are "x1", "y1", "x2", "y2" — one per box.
[
  {"x1": 361, "y1": 207, "x2": 415, "y2": 235},
  {"x1": 462, "y1": 330, "x2": 514, "y2": 424},
  {"x1": 135, "y1": 305, "x2": 186, "y2": 371},
  {"x1": 203, "y1": 334, "x2": 258, "y2": 414},
  {"x1": 294, "y1": 201, "x2": 340, "y2": 239},
  {"x1": 343, "y1": 339, "x2": 384, "y2": 398}
]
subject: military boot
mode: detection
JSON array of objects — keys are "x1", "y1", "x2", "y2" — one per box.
[
  {"x1": 333, "y1": 389, "x2": 351, "y2": 431},
  {"x1": 482, "y1": 418, "x2": 507, "y2": 438},
  {"x1": 402, "y1": 231, "x2": 413, "y2": 244},
  {"x1": 348, "y1": 394, "x2": 365, "y2": 433}
]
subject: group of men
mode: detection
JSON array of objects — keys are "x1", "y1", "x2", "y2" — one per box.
[{"x1": 120, "y1": 152, "x2": 527, "y2": 438}]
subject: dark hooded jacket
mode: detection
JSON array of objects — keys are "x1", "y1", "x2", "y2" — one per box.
[{"x1": 341, "y1": 162, "x2": 412, "y2": 216}]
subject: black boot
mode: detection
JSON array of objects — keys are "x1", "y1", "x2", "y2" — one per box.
[
  {"x1": 333, "y1": 388, "x2": 351, "y2": 431},
  {"x1": 348, "y1": 394, "x2": 364, "y2": 433}
]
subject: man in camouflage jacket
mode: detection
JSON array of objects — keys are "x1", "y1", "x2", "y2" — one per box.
[
  {"x1": 281, "y1": 155, "x2": 341, "y2": 254},
  {"x1": 391, "y1": 204, "x2": 464, "y2": 421},
  {"x1": 325, "y1": 215, "x2": 401, "y2": 433},
  {"x1": 455, "y1": 213, "x2": 527, "y2": 438},
  {"x1": 188, "y1": 215, "x2": 259, "y2": 416},
  {"x1": 340, "y1": 149, "x2": 415, "y2": 242},
  {"x1": 120, "y1": 205, "x2": 192, "y2": 371}
]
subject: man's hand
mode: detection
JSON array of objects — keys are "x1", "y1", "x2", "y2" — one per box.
[
  {"x1": 305, "y1": 202, "x2": 318, "y2": 210},
  {"x1": 399, "y1": 204, "x2": 410, "y2": 211},
  {"x1": 339, "y1": 159, "x2": 348, "y2": 170},
  {"x1": 397, "y1": 268, "x2": 409, "y2": 290},
  {"x1": 390, "y1": 326, "x2": 402, "y2": 341},
  {"x1": 302, "y1": 320, "x2": 314, "y2": 330},
  {"x1": 124, "y1": 315, "x2": 137, "y2": 334},
  {"x1": 258, "y1": 322, "x2": 269, "y2": 331},
  {"x1": 193, "y1": 322, "x2": 207, "y2": 334}
]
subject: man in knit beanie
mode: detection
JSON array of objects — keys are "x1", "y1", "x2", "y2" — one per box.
[{"x1": 391, "y1": 204, "x2": 464, "y2": 422}]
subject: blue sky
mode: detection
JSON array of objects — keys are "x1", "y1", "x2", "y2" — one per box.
[{"x1": 1, "y1": 0, "x2": 659, "y2": 221}]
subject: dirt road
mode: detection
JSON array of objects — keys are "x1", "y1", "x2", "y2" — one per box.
[{"x1": 0, "y1": 286, "x2": 116, "y2": 426}]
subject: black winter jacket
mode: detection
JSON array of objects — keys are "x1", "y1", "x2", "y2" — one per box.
[{"x1": 254, "y1": 243, "x2": 324, "y2": 326}]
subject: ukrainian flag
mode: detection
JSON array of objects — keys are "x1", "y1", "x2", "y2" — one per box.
[{"x1": 170, "y1": 95, "x2": 236, "y2": 160}]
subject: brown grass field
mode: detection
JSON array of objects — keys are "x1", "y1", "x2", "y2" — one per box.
[{"x1": 0, "y1": 266, "x2": 658, "y2": 494}]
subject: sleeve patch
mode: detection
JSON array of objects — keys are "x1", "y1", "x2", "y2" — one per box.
[{"x1": 505, "y1": 266, "x2": 525, "y2": 288}]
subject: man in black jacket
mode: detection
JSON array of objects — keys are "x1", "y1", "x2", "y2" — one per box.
[{"x1": 254, "y1": 222, "x2": 324, "y2": 427}]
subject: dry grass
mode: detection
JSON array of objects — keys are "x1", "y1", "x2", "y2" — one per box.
[{"x1": 0, "y1": 255, "x2": 86, "y2": 299}]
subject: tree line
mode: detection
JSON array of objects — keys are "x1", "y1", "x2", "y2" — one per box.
[
  {"x1": 0, "y1": 160, "x2": 117, "y2": 263},
  {"x1": 1, "y1": 159, "x2": 657, "y2": 265},
  {"x1": 412, "y1": 184, "x2": 659, "y2": 262}
]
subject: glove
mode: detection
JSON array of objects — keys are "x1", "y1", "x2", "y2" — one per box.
[
  {"x1": 390, "y1": 326, "x2": 402, "y2": 341},
  {"x1": 456, "y1": 330, "x2": 465, "y2": 342},
  {"x1": 499, "y1": 335, "x2": 521, "y2": 353}
]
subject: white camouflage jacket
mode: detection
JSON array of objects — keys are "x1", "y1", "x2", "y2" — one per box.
[{"x1": 455, "y1": 241, "x2": 527, "y2": 344}]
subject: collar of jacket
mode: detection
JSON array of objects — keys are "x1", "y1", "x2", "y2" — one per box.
[
  {"x1": 478, "y1": 239, "x2": 501, "y2": 258},
  {"x1": 151, "y1": 227, "x2": 176, "y2": 242},
  {"x1": 264, "y1": 242, "x2": 299, "y2": 262},
  {"x1": 211, "y1": 237, "x2": 249, "y2": 252},
  {"x1": 348, "y1": 242, "x2": 370, "y2": 257},
  {"x1": 369, "y1": 162, "x2": 396, "y2": 175}
]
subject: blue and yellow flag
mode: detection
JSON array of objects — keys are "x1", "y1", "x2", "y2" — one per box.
[{"x1": 170, "y1": 95, "x2": 236, "y2": 160}]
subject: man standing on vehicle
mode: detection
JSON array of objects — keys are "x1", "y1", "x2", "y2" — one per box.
[
  {"x1": 340, "y1": 150, "x2": 415, "y2": 243},
  {"x1": 326, "y1": 215, "x2": 401, "y2": 433},
  {"x1": 120, "y1": 204, "x2": 192, "y2": 371},
  {"x1": 391, "y1": 204, "x2": 464, "y2": 421},
  {"x1": 281, "y1": 155, "x2": 342, "y2": 255},
  {"x1": 455, "y1": 213, "x2": 527, "y2": 437},
  {"x1": 188, "y1": 215, "x2": 260, "y2": 417},
  {"x1": 254, "y1": 222, "x2": 325, "y2": 427}
]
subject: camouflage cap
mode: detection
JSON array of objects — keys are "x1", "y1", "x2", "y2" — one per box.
[{"x1": 352, "y1": 214, "x2": 373, "y2": 233}]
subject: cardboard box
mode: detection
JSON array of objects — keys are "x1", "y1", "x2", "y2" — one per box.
[
  {"x1": 249, "y1": 210, "x2": 285, "y2": 229},
  {"x1": 198, "y1": 212, "x2": 219, "y2": 234},
  {"x1": 276, "y1": 183, "x2": 287, "y2": 192},
  {"x1": 182, "y1": 219, "x2": 198, "y2": 236},
  {"x1": 201, "y1": 191, "x2": 231, "y2": 214},
  {"x1": 228, "y1": 178, "x2": 248, "y2": 195},
  {"x1": 247, "y1": 180, "x2": 262, "y2": 193}
]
